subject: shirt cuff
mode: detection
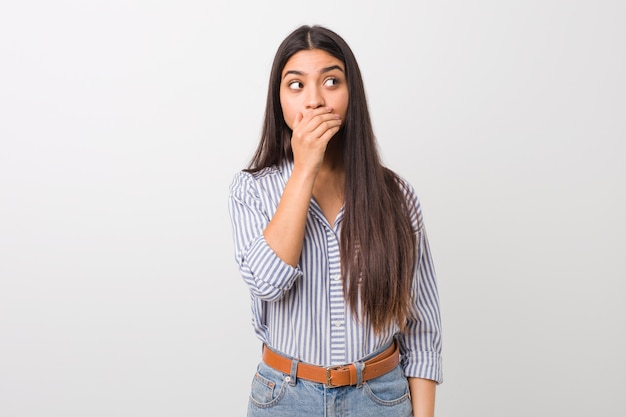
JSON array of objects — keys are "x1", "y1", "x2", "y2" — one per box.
[
  {"x1": 244, "y1": 236, "x2": 302, "y2": 301},
  {"x1": 401, "y1": 350, "x2": 444, "y2": 384}
]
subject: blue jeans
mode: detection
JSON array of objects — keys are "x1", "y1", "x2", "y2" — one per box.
[{"x1": 247, "y1": 359, "x2": 412, "y2": 417}]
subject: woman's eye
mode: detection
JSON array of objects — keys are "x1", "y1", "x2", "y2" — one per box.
[
  {"x1": 324, "y1": 78, "x2": 339, "y2": 87},
  {"x1": 288, "y1": 81, "x2": 303, "y2": 90}
]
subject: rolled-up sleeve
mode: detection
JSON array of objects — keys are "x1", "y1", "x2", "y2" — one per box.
[
  {"x1": 228, "y1": 171, "x2": 302, "y2": 302},
  {"x1": 397, "y1": 181, "x2": 443, "y2": 384}
]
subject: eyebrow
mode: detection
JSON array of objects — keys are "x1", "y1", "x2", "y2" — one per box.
[{"x1": 282, "y1": 65, "x2": 345, "y2": 79}]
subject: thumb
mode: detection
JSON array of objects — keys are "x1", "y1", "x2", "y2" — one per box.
[{"x1": 293, "y1": 112, "x2": 304, "y2": 128}]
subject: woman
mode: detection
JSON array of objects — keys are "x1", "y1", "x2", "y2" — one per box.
[{"x1": 228, "y1": 25, "x2": 442, "y2": 417}]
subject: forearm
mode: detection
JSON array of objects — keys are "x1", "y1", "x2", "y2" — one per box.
[
  {"x1": 263, "y1": 167, "x2": 316, "y2": 266},
  {"x1": 408, "y1": 377, "x2": 436, "y2": 417}
]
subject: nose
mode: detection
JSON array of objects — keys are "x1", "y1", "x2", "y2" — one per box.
[{"x1": 305, "y1": 86, "x2": 325, "y2": 110}]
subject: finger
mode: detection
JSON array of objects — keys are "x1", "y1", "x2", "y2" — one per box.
[
  {"x1": 317, "y1": 123, "x2": 342, "y2": 145},
  {"x1": 303, "y1": 112, "x2": 341, "y2": 133},
  {"x1": 299, "y1": 107, "x2": 334, "y2": 127},
  {"x1": 310, "y1": 117, "x2": 342, "y2": 142},
  {"x1": 292, "y1": 111, "x2": 304, "y2": 129}
]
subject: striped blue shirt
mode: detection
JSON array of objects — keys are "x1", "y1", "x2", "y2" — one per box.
[{"x1": 228, "y1": 159, "x2": 443, "y2": 383}]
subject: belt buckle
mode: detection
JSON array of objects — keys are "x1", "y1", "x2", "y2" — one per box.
[{"x1": 325, "y1": 365, "x2": 341, "y2": 388}]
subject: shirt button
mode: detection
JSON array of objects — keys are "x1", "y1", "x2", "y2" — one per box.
[
  {"x1": 331, "y1": 275, "x2": 340, "y2": 281},
  {"x1": 334, "y1": 321, "x2": 342, "y2": 327}
]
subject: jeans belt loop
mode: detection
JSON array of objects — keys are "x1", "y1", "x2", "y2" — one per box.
[
  {"x1": 355, "y1": 361, "x2": 365, "y2": 388},
  {"x1": 289, "y1": 358, "x2": 298, "y2": 387}
]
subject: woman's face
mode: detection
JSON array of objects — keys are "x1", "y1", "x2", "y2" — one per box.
[{"x1": 279, "y1": 49, "x2": 349, "y2": 130}]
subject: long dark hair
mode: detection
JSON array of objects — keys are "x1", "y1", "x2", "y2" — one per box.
[{"x1": 247, "y1": 25, "x2": 416, "y2": 334}]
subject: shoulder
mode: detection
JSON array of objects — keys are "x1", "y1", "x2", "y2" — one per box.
[
  {"x1": 229, "y1": 161, "x2": 291, "y2": 199},
  {"x1": 389, "y1": 171, "x2": 421, "y2": 208},
  {"x1": 388, "y1": 170, "x2": 425, "y2": 229}
]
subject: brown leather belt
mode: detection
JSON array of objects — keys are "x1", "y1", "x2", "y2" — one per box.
[{"x1": 262, "y1": 341, "x2": 400, "y2": 387}]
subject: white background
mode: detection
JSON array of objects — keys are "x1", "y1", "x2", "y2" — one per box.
[{"x1": 1, "y1": 1, "x2": 625, "y2": 416}]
